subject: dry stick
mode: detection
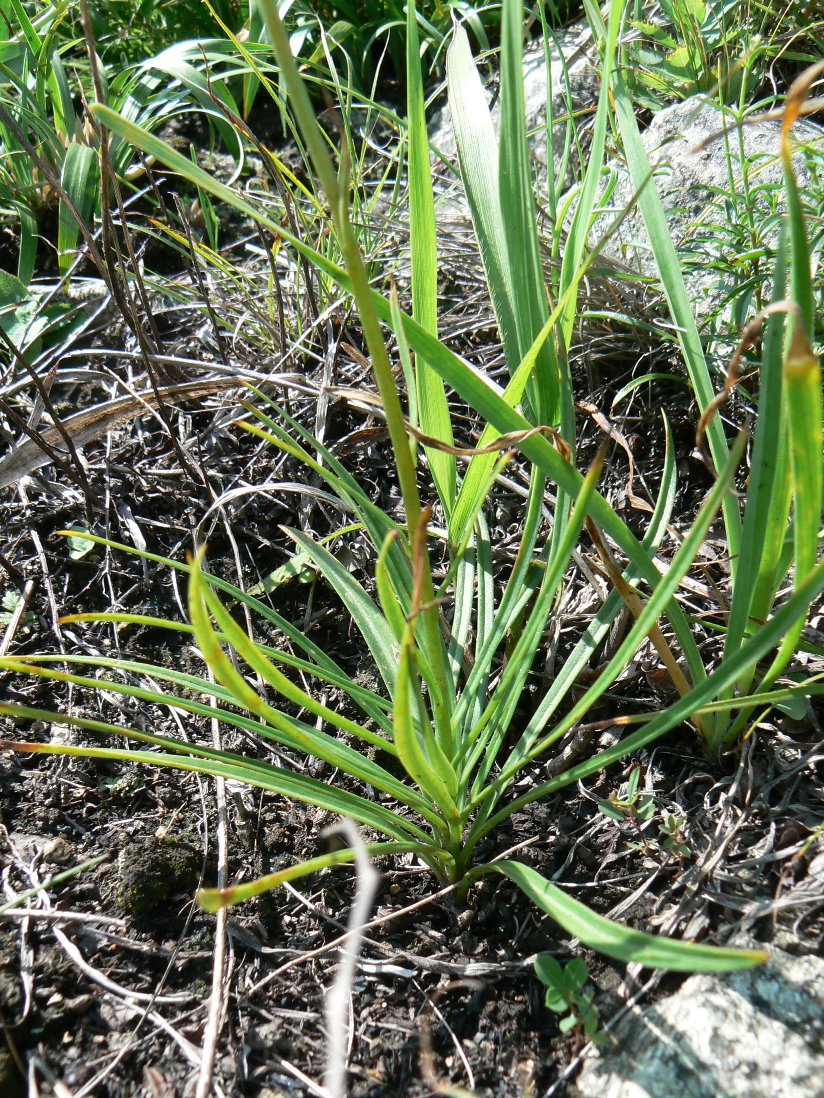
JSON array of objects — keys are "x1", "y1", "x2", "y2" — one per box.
[
  {"x1": 0, "y1": 908, "x2": 126, "y2": 927},
  {"x1": 323, "y1": 822, "x2": 379, "y2": 1098},
  {"x1": 195, "y1": 683, "x2": 231, "y2": 1098},
  {"x1": 24, "y1": 511, "x2": 64, "y2": 655},
  {"x1": 0, "y1": 578, "x2": 36, "y2": 658},
  {"x1": 0, "y1": 326, "x2": 94, "y2": 513},
  {"x1": 108, "y1": 169, "x2": 167, "y2": 359}
]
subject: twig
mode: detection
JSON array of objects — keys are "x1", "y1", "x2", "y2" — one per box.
[
  {"x1": 195, "y1": 683, "x2": 231, "y2": 1098},
  {"x1": 323, "y1": 822, "x2": 379, "y2": 1098},
  {"x1": 0, "y1": 578, "x2": 36, "y2": 658}
]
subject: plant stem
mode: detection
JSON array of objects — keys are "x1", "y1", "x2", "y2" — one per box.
[{"x1": 260, "y1": 0, "x2": 454, "y2": 749}]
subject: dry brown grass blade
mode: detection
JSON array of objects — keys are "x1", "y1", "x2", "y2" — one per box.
[
  {"x1": 0, "y1": 378, "x2": 238, "y2": 489},
  {"x1": 584, "y1": 517, "x2": 702, "y2": 733}
]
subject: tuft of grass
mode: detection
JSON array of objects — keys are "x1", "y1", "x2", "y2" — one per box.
[{"x1": 3, "y1": 0, "x2": 823, "y2": 977}]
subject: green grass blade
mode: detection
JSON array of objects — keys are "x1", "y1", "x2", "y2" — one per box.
[
  {"x1": 0, "y1": 657, "x2": 311, "y2": 743},
  {"x1": 603, "y1": 29, "x2": 742, "y2": 569},
  {"x1": 200, "y1": 583, "x2": 375, "y2": 744},
  {"x1": 494, "y1": 861, "x2": 766, "y2": 971},
  {"x1": 480, "y1": 432, "x2": 745, "y2": 809},
  {"x1": 15, "y1": 206, "x2": 37, "y2": 286},
  {"x1": 725, "y1": 242, "x2": 790, "y2": 656},
  {"x1": 405, "y1": 0, "x2": 455, "y2": 513},
  {"x1": 238, "y1": 396, "x2": 412, "y2": 607},
  {"x1": 285, "y1": 527, "x2": 399, "y2": 694},
  {"x1": 445, "y1": 21, "x2": 518, "y2": 382},
  {"x1": 198, "y1": 840, "x2": 420, "y2": 912},
  {"x1": 497, "y1": 0, "x2": 558, "y2": 425},
  {"x1": 453, "y1": 472, "x2": 545, "y2": 737},
  {"x1": 27, "y1": 625, "x2": 395, "y2": 729},
  {"x1": 1, "y1": 715, "x2": 428, "y2": 843},
  {"x1": 51, "y1": 530, "x2": 395, "y2": 728},
  {"x1": 464, "y1": 449, "x2": 606, "y2": 791},
  {"x1": 395, "y1": 621, "x2": 459, "y2": 815},
  {"x1": 764, "y1": 322, "x2": 822, "y2": 682},
  {"x1": 558, "y1": 1, "x2": 620, "y2": 353},
  {"x1": 58, "y1": 143, "x2": 97, "y2": 276},
  {"x1": 187, "y1": 549, "x2": 434, "y2": 815}
]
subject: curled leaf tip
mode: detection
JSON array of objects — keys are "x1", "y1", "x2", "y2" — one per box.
[{"x1": 785, "y1": 324, "x2": 819, "y2": 380}]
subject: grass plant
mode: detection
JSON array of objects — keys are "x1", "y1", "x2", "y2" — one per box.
[
  {"x1": 0, "y1": 0, "x2": 249, "y2": 284},
  {"x1": 2, "y1": 0, "x2": 823, "y2": 979}
]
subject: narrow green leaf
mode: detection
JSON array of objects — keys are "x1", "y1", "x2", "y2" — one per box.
[
  {"x1": 285, "y1": 527, "x2": 399, "y2": 693},
  {"x1": 446, "y1": 22, "x2": 518, "y2": 380},
  {"x1": 58, "y1": 143, "x2": 97, "y2": 276},
  {"x1": 495, "y1": 861, "x2": 766, "y2": 971},
  {"x1": 198, "y1": 840, "x2": 419, "y2": 912},
  {"x1": 497, "y1": 0, "x2": 558, "y2": 424},
  {"x1": 394, "y1": 621, "x2": 459, "y2": 814},
  {"x1": 406, "y1": 0, "x2": 455, "y2": 513},
  {"x1": 1, "y1": 720, "x2": 426, "y2": 843},
  {"x1": 187, "y1": 549, "x2": 436, "y2": 818},
  {"x1": 604, "y1": 27, "x2": 741, "y2": 569}
]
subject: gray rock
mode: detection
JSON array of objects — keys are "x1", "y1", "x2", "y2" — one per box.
[
  {"x1": 576, "y1": 944, "x2": 824, "y2": 1098},
  {"x1": 593, "y1": 97, "x2": 824, "y2": 338},
  {"x1": 428, "y1": 18, "x2": 599, "y2": 208}
]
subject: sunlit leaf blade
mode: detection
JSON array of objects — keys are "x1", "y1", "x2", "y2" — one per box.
[
  {"x1": 186, "y1": 549, "x2": 438, "y2": 818},
  {"x1": 769, "y1": 321, "x2": 822, "y2": 676},
  {"x1": 464, "y1": 448, "x2": 606, "y2": 791},
  {"x1": 602, "y1": 19, "x2": 742, "y2": 568},
  {"x1": 394, "y1": 622, "x2": 459, "y2": 813},
  {"x1": 50, "y1": 530, "x2": 393, "y2": 727},
  {"x1": 284, "y1": 528, "x2": 400, "y2": 694},
  {"x1": 58, "y1": 143, "x2": 97, "y2": 276},
  {"x1": 446, "y1": 22, "x2": 517, "y2": 380},
  {"x1": 497, "y1": 0, "x2": 558, "y2": 425},
  {"x1": 198, "y1": 841, "x2": 419, "y2": 912},
  {"x1": 406, "y1": 0, "x2": 455, "y2": 513},
  {"x1": 495, "y1": 861, "x2": 767, "y2": 971}
]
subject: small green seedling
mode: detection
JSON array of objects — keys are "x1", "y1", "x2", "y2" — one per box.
[
  {"x1": 0, "y1": 590, "x2": 35, "y2": 629},
  {"x1": 599, "y1": 769, "x2": 692, "y2": 861},
  {"x1": 534, "y1": 956, "x2": 605, "y2": 1045},
  {"x1": 659, "y1": 813, "x2": 691, "y2": 860},
  {"x1": 597, "y1": 766, "x2": 655, "y2": 823}
]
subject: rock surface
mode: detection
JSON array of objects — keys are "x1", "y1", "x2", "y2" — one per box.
[
  {"x1": 593, "y1": 98, "x2": 824, "y2": 339},
  {"x1": 576, "y1": 943, "x2": 824, "y2": 1098},
  {"x1": 428, "y1": 21, "x2": 824, "y2": 344}
]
